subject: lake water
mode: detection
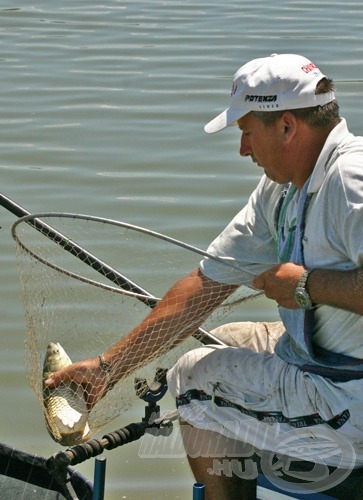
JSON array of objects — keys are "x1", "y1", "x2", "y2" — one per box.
[{"x1": 1, "y1": 1, "x2": 363, "y2": 498}]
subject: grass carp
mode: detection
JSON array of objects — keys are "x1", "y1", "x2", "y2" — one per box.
[{"x1": 42, "y1": 342, "x2": 90, "y2": 446}]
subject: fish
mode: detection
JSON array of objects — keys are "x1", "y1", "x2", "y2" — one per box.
[{"x1": 42, "y1": 342, "x2": 91, "y2": 446}]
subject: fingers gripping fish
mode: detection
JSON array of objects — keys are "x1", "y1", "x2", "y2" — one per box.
[{"x1": 42, "y1": 342, "x2": 90, "y2": 446}]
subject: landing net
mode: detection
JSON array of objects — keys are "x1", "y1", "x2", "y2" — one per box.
[{"x1": 12, "y1": 213, "x2": 262, "y2": 444}]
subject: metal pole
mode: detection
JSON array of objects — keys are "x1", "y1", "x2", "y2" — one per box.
[
  {"x1": 193, "y1": 482, "x2": 205, "y2": 500},
  {"x1": 93, "y1": 456, "x2": 107, "y2": 500}
]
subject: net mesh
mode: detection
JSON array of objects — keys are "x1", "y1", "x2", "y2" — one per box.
[{"x1": 12, "y1": 213, "x2": 261, "y2": 445}]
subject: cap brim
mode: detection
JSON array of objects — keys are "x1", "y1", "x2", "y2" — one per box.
[{"x1": 204, "y1": 106, "x2": 247, "y2": 134}]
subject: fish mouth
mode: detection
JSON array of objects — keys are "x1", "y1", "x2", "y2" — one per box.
[
  {"x1": 58, "y1": 428, "x2": 91, "y2": 447},
  {"x1": 45, "y1": 418, "x2": 91, "y2": 446}
]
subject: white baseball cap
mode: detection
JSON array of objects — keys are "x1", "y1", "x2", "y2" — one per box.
[{"x1": 204, "y1": 53, "x2": 335, "y2": 134}]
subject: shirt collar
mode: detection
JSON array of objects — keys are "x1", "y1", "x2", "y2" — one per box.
[{"x1": 307, "y1": 118, "x2": 350, "y2": 194}]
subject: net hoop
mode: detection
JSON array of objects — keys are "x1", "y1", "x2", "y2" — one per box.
[{"x1": 11, "y1": 211, "x2": 261, "y2": 295}]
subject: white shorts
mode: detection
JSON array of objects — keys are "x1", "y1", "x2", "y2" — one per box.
[{"x1": 167, "y1": 322, "x2": 363, "y2": 470}]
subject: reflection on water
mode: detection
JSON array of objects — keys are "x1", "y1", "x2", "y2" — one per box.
[{"x1": 1, "y1": 1, "x2": 363, "y2": 498}]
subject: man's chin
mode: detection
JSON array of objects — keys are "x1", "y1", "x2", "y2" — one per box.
[{"x1": 263, "y1": 170, "x2": 281, "y2": 184}]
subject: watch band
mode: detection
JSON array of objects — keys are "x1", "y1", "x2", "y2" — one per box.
[
  {"x1": 294, "y1": 269, "x2": 315, "y2": 309},
  {"x1": 297, "y1": 269, "x2": 310, "y2": 289}
]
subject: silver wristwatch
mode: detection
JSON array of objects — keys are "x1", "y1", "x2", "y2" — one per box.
[{"x1": 294, "y1": 269, "x2": 314, "y2": 309}]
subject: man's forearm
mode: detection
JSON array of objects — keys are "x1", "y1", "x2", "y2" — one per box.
[
  {"x1": 253, "y1": 263, "x2": 363, "y2": 314},
  {"x1": 103, "y1": 268, "x2": 237, "y2": 382},
  {"x1": 307, "y1": 267, "x2": 363, "y2": 315}
]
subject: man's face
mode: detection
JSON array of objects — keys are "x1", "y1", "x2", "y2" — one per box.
[{"x1": 237, "y1": 113, "x2": 292, "y2": 185}]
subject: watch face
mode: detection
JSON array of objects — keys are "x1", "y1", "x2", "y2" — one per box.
[{"x1": 295, "y1": 289, "x2": 312, "y2": 309}]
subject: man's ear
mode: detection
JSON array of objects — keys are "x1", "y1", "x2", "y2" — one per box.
[{"x1": 281, "y1": 111, "x2": 298, "y2": 143}]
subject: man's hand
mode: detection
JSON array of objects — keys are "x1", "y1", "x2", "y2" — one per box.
[
  {"x1": 252, "y1": 262, "x2": 305, "y2": 309},
  {"x1": 44, "y1": 357, "x2": 109, "y2": 409}
]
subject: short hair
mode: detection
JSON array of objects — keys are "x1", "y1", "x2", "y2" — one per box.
[{"x1": 251, "y1": 78, "x2": 340, "y2": 128}]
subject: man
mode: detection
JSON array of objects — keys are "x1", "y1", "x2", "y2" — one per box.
[{"x1": 46, "y1": 54, "x2": 363, "y2": 498}]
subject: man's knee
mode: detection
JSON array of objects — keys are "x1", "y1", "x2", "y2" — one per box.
[
  {"x1": 211, "y1": 320, "x2": 284, "y2": 352},
  {"x1": 167, "y1": 345, "x2": 216, "y2": 397}
]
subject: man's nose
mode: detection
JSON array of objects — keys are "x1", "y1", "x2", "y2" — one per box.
[{"x1": 239, "y1": 133, "x2": 252, "y2": 157}]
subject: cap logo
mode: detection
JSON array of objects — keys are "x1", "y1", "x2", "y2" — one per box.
[
  {"x1": 301, "y1": 62, "x2": 318, "y2": 73},
  {"x1": 245, "y1": 95, "x2": 277, "y2": 103},
  {"x1": 231, "y1": 81, "x2": 238, "y2": 96}
]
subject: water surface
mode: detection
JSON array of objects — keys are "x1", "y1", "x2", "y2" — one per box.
[{"x1": 1, "y1": 1, "x2": 363, "y2": 498}]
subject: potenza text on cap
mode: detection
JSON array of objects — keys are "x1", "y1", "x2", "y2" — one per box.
[{"x1": 204, "y1": 53, "x2": 335, "y2": 134}]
